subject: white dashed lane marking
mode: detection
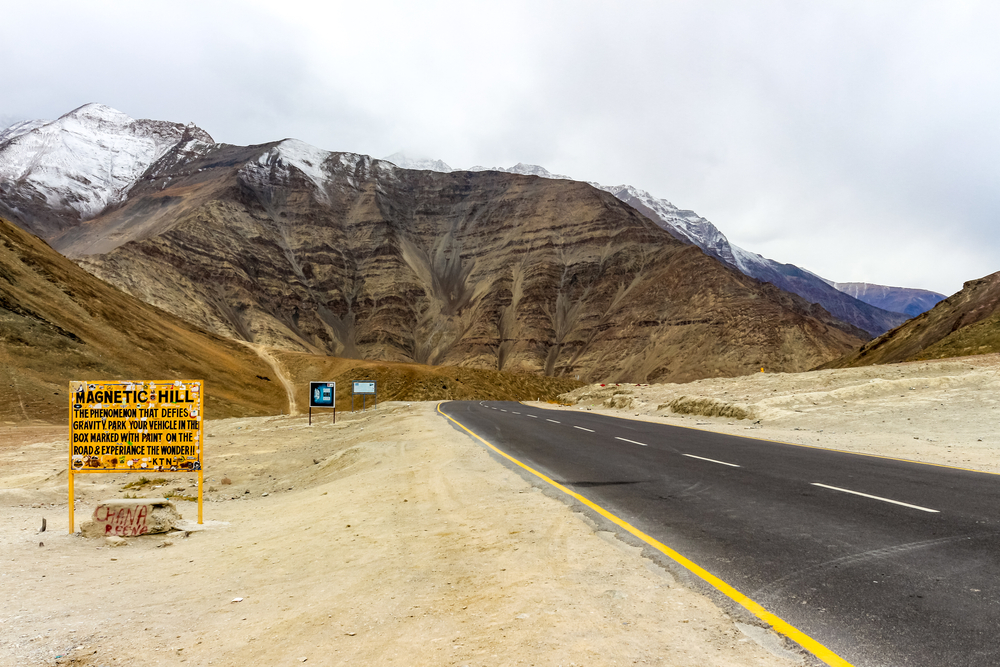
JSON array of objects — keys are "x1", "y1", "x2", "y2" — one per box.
[
  {"x1": 573, "y1": 426, "x2": 595, "y2": 432},
  {"x1": 682, "y1": 454, "x2": 741, "y2": 468},
  {"x1": 546, "y1": 419, "x2": 560, "y2": 424},
  {"x1": 615, "y1": 437, "x2": 648, "y2": 447},
  {"x1": 811, "y1": 483, "x2": 940, "y2": 513}
]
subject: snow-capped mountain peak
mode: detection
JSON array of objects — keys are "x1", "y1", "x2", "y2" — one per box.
[
  {"x1": 0, "y1": 103, "x2": 214, "y2": 221},
  {"x1": 242, "y1": 140, "x2": 398, "y2": 204},
  {"x1": 63, "y1": 102, "x2": 133, "y2": 126}
]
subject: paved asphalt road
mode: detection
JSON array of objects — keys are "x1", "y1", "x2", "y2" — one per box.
[{"x1": 440, "y1": 400, "x2": 1000, "y2": 667}]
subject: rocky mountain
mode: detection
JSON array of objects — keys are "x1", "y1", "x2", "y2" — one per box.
[
  {"x1": 0, "y1": 211, "x2": 585, "y2": 422},
  {"x1": 382, "y1": 160, "x2": 913, "y2": 337},
  {"x1": 0, "y1": 106, "x2": 869, "y2": 384},
  {"x1": 597, "y1": 184, "x2": 736, "y2": 260},
  {"x1": 0, "y1": 215, "x2": 286, "y2": 423},
  {"x1": 823, "y1": 281, "x2": 945, "y2": 318},
  {"x1": 820, "y1": 271, "x2": 1000, "y2": 368}
]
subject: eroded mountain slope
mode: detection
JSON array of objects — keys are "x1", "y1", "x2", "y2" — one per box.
[
  {"x1": 0, "y1": 106, "x2": 871, "y2": 382},
  {"x1": 390, "y1": 161, "x2": 914, "y2": 335}
]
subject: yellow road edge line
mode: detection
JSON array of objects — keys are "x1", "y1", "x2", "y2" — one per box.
[
  {"x1": 522, "y1": 402, "x2": 997, "y2": 477},
  {"x1": 439, "y1": 402, "x2": 856, "y2": 667}
]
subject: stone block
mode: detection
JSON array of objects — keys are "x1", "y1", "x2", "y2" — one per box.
[{"x1": 80, "y1": 498, "x2": 181, "y2": 538}]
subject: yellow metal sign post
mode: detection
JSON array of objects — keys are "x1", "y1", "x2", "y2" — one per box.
[{"x1": 68, "y1": 380, "x2": 205, "y2": 533}]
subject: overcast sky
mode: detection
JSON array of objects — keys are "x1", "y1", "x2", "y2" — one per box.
[{"x1": 3, "y1": 1, "x2": 997, "y2": 295}]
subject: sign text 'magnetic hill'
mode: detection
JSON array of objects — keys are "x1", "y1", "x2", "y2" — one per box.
[{"x1": 69, "y1": 380, "x2": 204, "y2": 473}]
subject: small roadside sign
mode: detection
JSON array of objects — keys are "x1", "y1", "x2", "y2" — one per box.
[
  {"x1": 310, "y1": 382, "x2": 336, "y2": 407},
  {"x1": 352, "y1": 381, "x2": 377, "y2": 411},
  {"x1": 308, "y1": 382, "x2": 336, "y2": 425}
]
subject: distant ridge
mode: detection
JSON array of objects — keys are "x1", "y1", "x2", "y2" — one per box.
[
  {"x1": 600, "y1": 183, "x2": 911, "y2": 337},
  {"x1": 820, "y1": 271, "x2": 1000, "y2": 368},
  {"x1": 382, "y1": 151, "x2": 453, "y2": 173},
  {"x1": 823, "y1": 281, "x2": 945, "y2": 318}
]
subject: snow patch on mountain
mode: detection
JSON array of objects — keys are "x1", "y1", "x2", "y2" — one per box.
[
  {"x1": 468, "y1": 163, "x2": 571, "y2": 180},
  {"x1": 240, "y1": 139, "x2": 335, "y2": 203},
  {"x1": 0, "y1": 103, "x2": 213, "y2": 219},
  {"x1": 278, "y1": 139, "x2": 333, "y2": 193},
  {"x1": 598, "y1": 183, "x2": 740, "y2": 265},
  {"x1": 245, "y1": 143, "x2": 397, "y2": 201},
  {"x1": 728, "y1": 243, "x2": 770, "y2": 277},
  {"x1": 383, "y1": 151, "x2": 453, "y2": 173},
  {"x1": 374, "y1": 159, "x2": 397, "y2": 178}
]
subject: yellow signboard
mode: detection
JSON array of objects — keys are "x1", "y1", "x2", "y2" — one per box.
[
  {"x1": 68, "y1": 380, "x2": 206, "y2": 532},
  {"x1": 69, "y1": 380, "x2": 204, "y2": 472}
]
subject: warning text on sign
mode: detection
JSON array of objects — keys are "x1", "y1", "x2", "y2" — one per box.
[{"x1": 68, "y1": 380, "x2": 204, "y2": 473}]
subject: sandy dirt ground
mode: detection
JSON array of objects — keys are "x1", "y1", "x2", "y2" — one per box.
[
  {"x1": 0, "y1": 405, "x2": 803, "y2": 667},
  {"x1": 2, "y1": 354, "x2": 997, "y2": 667}
]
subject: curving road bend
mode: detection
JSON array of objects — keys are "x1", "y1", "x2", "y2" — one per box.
[{"x1": 440, "y1": 400, "x2": 1000, "y2": 667}]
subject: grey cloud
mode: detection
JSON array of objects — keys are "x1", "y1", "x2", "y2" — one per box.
[{"x1": 2, "y1": 1, "x2": 997, "y2": 294}]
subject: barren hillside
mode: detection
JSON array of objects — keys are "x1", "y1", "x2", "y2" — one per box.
[{"x1": 0, "y1": 216, "x2": 286, "y2": 423}]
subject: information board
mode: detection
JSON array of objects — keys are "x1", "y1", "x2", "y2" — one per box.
[
  {"x1": 69, "y1": 380, "x2": 203, "y2": 472},
  {"x1": 352, "y1": 381, "x2": 376, "y2": 394},
  {"x1": 310, "y1": 382, "x2": 336, "y2": 407}
]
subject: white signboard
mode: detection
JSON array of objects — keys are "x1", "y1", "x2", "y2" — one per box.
[{"x1": 353, "y1": 381, "x2": 376, "y2": 395}]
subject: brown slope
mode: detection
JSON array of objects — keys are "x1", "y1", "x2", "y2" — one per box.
[
  {"x1": 271, "y1": 350, "x2": 583, "y2": 410},
  {"x1": 819, "y1": 271, "x2": 1000, "y2": 368},
  {"x1": 66, "y1": 149, "x2": 866, "y2": 383},
  {"x1": 0, "y1": 216, "x2": 287, "y2": 423}
]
